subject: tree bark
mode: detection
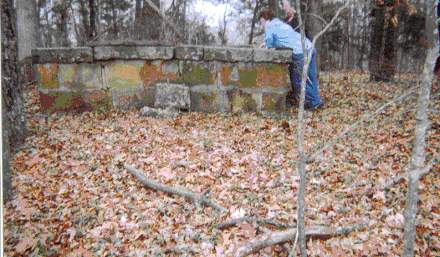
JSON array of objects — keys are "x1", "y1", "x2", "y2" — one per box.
[
  {"x1": 2, "y1": 0, "x2": 27, "y2": 202},
  {"x1": 402, "y1": 48, "x2": 435, "y2": 257}
]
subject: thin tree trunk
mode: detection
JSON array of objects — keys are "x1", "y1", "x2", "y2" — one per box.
[
  {"x1": 248, "y1": 0, "x2": 260, "y2": 45},
  {"x1": 89, "y1": 0, "x2": 96, "y2": 40},
  {"x1": 402, "y1": 48, "x2": 435, "y2": 257},
  {"x1": 293, "y1": 0, "x2": 308, "y2": 255}
]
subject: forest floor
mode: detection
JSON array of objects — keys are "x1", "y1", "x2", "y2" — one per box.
[{"x1": 4, "y1": 72, "x2": 440, "y2": 256}]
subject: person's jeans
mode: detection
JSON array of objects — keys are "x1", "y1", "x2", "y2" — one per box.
[{"x1": 290, "y1": 49, "x2": 322, "y2": 108}]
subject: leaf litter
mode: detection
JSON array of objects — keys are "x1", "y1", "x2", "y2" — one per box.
[{"x1": 4, "y1": 72, "x2": 440, "y2": 256}]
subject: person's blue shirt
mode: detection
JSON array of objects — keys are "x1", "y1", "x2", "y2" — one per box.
[{"x1": 264, "y1": 18, "x2": 312, "y2": 55}]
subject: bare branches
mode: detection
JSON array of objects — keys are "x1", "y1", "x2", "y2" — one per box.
[{"x1": 125, "y1": 164, "x2": 228, "y2": 213}]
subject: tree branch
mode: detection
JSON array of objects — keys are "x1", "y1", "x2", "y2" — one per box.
[
  {"x1": 234, "y1": 223, "x2": 366, "y2": 257},
  {"x1": 125, "y1": 164, "x2": 227, "y2": 213}
]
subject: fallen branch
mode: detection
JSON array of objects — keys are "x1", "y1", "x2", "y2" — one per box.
[
  {"x1": 216, "y1": 216, "x2": 295, "y2": 230},
  {"x1": 125, "y1": 164, "x2": 227, "y2": 213},
  {"x1": 234, "y1": 223, "x2": 366, "y2": 257}
]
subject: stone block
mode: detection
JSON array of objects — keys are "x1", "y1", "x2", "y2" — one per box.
[
  {"x1": 103, "y1": 61, "x2": 144, "y2": 89},
  {"x1": 175, "y1": 46, "x2": 204, "y2": 60},
  {"x1": 58, "y1": 63, "x2": 102, "y2": 89},
  {"x1": 154, "y1": 83, "x2": 190, "y2": 109},
  {"x1": 190, "y1": 85, "x2": 232, "y2": 112},
  {"x1": 182, "y1": 61, "x2": 215, "y2": 85},
  {"x1": 262, "y1": 91, "x2": 287, "y2": 112},
  {"x1": 32, "y1": 47, "x2": 93, "y2": 63},
  {"x1": 94, "y1": 46, "x2": 174, "y2": 60},
  {"x1": 39, "y1": 91, "x2": 90, "y2": 113},
  {"x1": 36, "y1": 64, "x2": 59, "y2": 89},
  {"x1": 111, "y1": 86, "x2": 154, "y2": 110},
  {"x1": 204, "y1": 47, "x2": 253, "y2": 62},
  {"x1": 140, "y1": 106, "x2": 179, "y2": 119},
  {"x1": 253, "y1": 48, "x2": 292, "y2": 63},
  {"x1": 231, "y1": 89, "x2": 261, "y2": 113},
  {"x1": 140, "y1": 60, "x2": 182, "y2": 87}
]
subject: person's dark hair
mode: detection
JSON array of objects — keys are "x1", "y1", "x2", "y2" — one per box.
[{"x1": 258, "y1": 9, "x2": 274, "y2": 21}]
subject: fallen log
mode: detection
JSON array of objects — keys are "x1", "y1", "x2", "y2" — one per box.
[
  {"x1": 216, "y1": 216, "x2": 295, "y2": 230},
  {"x1": 234, "y1": 223, "x2": 366, "y2": 257},
  {"x1": 125, "y1": 164, "x2": 228, "y2": 213}
]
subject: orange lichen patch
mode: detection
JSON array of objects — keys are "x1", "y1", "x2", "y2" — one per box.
[
  {"x1": 107, "y1": 63, "x2": 141, "y2": 88},
  {"x1": 220, "y1": 65, "x2": 232, "y2": 85},
  {"x1": 256, "y1": 64, "x2": 288, "y2": 88},
  {"x1": 140, "y1": 61, "x2": 178, "y2": 87},
  {"x1": 38, "y1": 64, "x2": 59, "y2": 89}
]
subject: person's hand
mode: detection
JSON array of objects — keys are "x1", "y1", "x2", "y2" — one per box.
[{"x1": 259, "y1": 42, "x2": 266, "y2": 48}]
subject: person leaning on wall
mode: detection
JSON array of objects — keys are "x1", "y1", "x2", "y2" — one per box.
[{"x1": 258, "y1": 9, "x2": 324, "y2": 111}]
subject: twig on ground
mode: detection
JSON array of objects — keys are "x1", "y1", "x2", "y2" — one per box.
[
  {"x1": 125, "y1": 164, "x2": 228, "y2": 213},
  {"x1": 216, "y1": 216, "x2": 295, "y2": 230},
  {"x1": 234, "y1": 223, "x2": 367, "y2": 257}
]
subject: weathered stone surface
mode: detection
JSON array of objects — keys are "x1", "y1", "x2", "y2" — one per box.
[
  {"x1": 140, "y1": 60, "x2": 182, "y2": 86},
  {"x1": 182, "y1": 61, "x2": 215, "y2": 85},
  {"x1": 94, "y1": 46, "x2": 174, "y2": 60},
  {"x1": 253, "y1": 48, "x2": 292, "y2": 63},
  {"x1": 190, "y1": 85, "x2": 232, "y2": 112},
  {"x1": 262, "y1": 91, "x2": 287, "y2": 112},
  {"x1": 36, "y1": 64, "x2": 59, "y2": 89},
  {"x1": 39, "y1": 91, "x2": 90, "y2": 113},
  {"x1": 204, "y1": 47, "x2": 253, "y2": 62},
  {"x1": 155, "y1": 83, "x2": 190, "y2": 109},
  {"x1": 111, "y1": 87, "x2": 154, "y2": 110},
  {"x1": 237, "y1": 63, "x2": 289, "y2": 88},
  {"x1": 140, "y1": 106, "x2": 179, "y2": 119},
  {"x1": 103, "y1": 61, "x2": 144, "y2": 89},
  {"x1": 175, "y1": 46, "x2": 204, "y2": 61},
  {"x1": 32, "y1": 47, "x2": 93, "y2": 63},
  {"x1": 58, "y1": 64, "x2": 102, "y2": 89},
  {"x1": 231, "y1": 89, "x2": 261, "y2": 113}
]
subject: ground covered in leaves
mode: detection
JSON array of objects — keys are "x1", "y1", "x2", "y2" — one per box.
[{"x1": 4, "y1": 72, "x2": 440, "y2": 256}]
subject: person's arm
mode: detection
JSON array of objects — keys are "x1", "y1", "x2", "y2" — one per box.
[{"x1": 264, "y1": 24, "x2": 275, "y2": 48}]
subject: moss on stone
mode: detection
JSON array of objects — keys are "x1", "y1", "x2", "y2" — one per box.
[
  {"x1": 238, "y1": 68, "x2": 257, "y2": 88},
  {"x1": 183, "y1": 63, "x2": 214, "y2": 85},
  {"x1": 232, "y1": 91, "x2": 257, "y2": 112}
]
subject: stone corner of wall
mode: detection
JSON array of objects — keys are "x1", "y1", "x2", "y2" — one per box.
[{"x1": 32, "y1": 47, "x2": 93, "y2": 64}]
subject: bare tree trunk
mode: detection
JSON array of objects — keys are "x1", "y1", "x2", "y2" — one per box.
[
  {"x1": 16, "y1": 0, "x2": 38, "y2": 83},
  {"x1": 2, "y1": 0, "x2": 27, "y2": 201},
  {"x1": 402, "y1": 48, "x2": 435, "y2": 257},
  {"x1": 89, "y1": 0, "x2": 96, "y2": 40},
  {"x1": 292, "y1": 2, "x2": 351, "y2": 255},
  {"x1": 248, "y1": 0, "x2": 260, "y2": 45}
]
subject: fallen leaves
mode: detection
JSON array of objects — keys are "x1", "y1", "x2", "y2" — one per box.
[{"x1": 3, "y1": 72, "x2": 440, "y2": 256}]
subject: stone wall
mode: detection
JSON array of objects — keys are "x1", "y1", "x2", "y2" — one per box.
[{"x1": 33, "y1": 43, "x2": 293, "y2": 113}]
